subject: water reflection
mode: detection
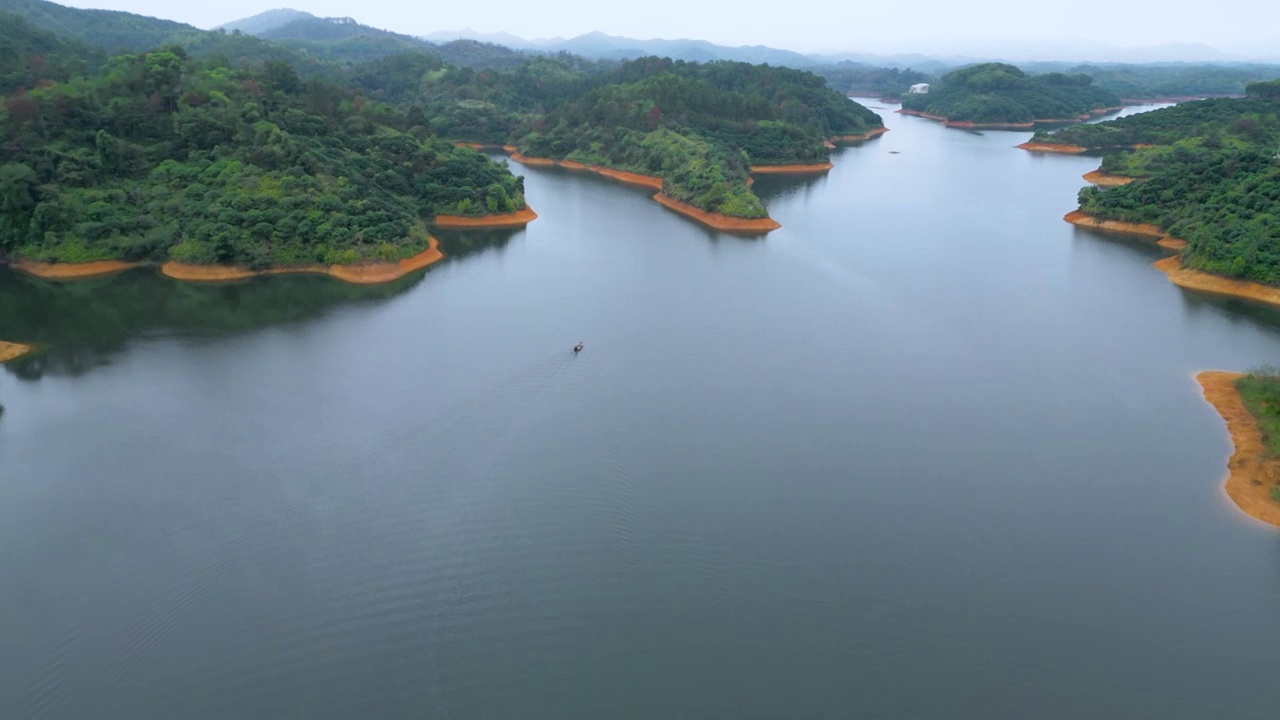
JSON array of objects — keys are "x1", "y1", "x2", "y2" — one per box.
[
  {"x1": 433, "y1": 227, "x2": 523, "y2": 260},
  {"x1": 0, "y1": 268, "x2": 424, "y2": 380}
]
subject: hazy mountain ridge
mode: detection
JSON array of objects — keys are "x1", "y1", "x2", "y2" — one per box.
[{"x1": 215, "y1": 8, "x2": 315, "y2": 35}]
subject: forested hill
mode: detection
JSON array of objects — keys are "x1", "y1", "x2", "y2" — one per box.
[
  {"x1": 0, "y1": 44, "x2": 526, "y2": 268},
  {"x1": 2, "y1": 0, "x2": 534, "y2": 73},
  {"x1": 0, "y1": 12, "x2": 104, "y2": 93},
  {"x1": 351, "y1": 53, "x2": 884, "y2": 220},
  {"x1": 900, "y1": 63, "x2": 1120, "y2": 126},
  {"x1": 518, "y1": 58, "x2": 883, "y2": 218},
  {"x1": 1032, "y1": 94, "x2": 1280, "y2": 149},
  {"x1": 0, "y1": 0, "x2": 192, "y2": 52},
  {"x1": 1060, "y1": 86, "x2": 1280, "y2": 284}
]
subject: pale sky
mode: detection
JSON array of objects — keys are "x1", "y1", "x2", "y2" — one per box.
[{"x1": 56, "y1": 0, "x2": 1280, "y2": 59}]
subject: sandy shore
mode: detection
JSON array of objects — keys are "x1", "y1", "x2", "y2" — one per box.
[
  {"x1": 1064, "y1": 209, "x2": 1165, "y2": 238},
  {"x1": 1083, "y1": 169, "x2": 1136, "y2": 187},
  {"x1": 1196, "y1": 371, "x2": 1280, "y2": 529},
  {"x1": 1154, "y1": 256, "x2": 1280, "y2": 309},
  {"x1": 433, "y1": 207, "x2": 538, "y2": 229},
  {"x1": 904, "y1": 107, "x2": 1120, "y2": 129},
  {"x1": 652, "y1": 193, "x2": 781, "y2": 232},
  {"x1": 829, "y1": 127, "x2": 889, "y2": 144},
  {"x1": 749, "y1": 163, "x2": 834, "y2": 174},
  {"x1": 11, "y1": 259, "x2": 144, "y2": 280},
  {"x1": 160, "y1": 236, "x2": 444, "y2": 285},
  {"x1": 1017, "y1": 142, "x2": 1088, "y2": 154},
  {"x1": 506, "y1": 151, "x2": 778, "y2": 232},
  {"x1": 0, "y1": 341, "x2": 33, "y2": 364}
]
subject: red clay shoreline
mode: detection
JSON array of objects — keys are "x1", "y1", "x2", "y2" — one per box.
[
  {"x1": 159, "y1": 236, "x2": 444, "y2": 284},
  {"x1": 749, "y1": 163, "x2": 834, "y2": 174},
  {"x1": 1065, "y1": 210, "x2": 1280, "y2": 309},
  {"x1": 11, "y1": 258, "x2": 144, "y2": 280},
  {"x1": 1083, "y1": 169, "x2": 1136, "y2": 187},
  {"x1": 1196, "y1": 371, "x2": 1280, "y2": 530},
  {"x1": 433, "y1": 206, "x2": 538, "y2": 228},
  {"x1": 505, "y1": 150, "x2": 780, "y2": 232},
  {"x1": 0, "y1": 341, "x2": 33, "y2": 364},
  {"x1": 1017, "y1": 141, "x2": 1154, "y2": 154},
  {"x1": 829, "y1": 127, "x2": 889, "y2": 144},
  {"x1": 900, "y1": 107, "x2": 1122, "y2": 130}
]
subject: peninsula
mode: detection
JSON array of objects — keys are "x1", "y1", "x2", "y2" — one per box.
[
  {"x1": 1048, "y1": 83, "x2": 1280, "y2": 307},
  {"x1": 1198, "y1": 371, "x2": 1280, "y2": 529},
  {"x1": 899, "y1": 63, "x2": 1120, "y2": 129}
]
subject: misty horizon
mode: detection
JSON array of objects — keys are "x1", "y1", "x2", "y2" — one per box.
[{"x1": 53, "y1": 0, "x2": 1280, "y2": 62}]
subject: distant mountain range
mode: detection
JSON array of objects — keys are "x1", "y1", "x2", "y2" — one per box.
[{"x1": 212, "y1": 8, "x2": 1278, "y2": 68}]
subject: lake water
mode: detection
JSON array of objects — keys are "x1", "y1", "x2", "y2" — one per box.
[{"x1": 3, "y1": 104, "x2": 1279, "y2": 718}]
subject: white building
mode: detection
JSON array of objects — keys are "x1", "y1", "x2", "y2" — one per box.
[{"x1": 908, "y1": 83, "x2": 930, "y2": 94}]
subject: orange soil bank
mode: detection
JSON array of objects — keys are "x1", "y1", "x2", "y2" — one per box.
[
  {"x1": 433, "y1": 206, "x2": 538, "y2": 229},
  {"x1": 829, "y1": 127, "x2": 889, "y2": 143},
  {"x1": 1063, "y1": 209, "x2": 1165, "y2": 238},
  {"x1": 0, "y1": 341, "x2": 33, "y2": 364},
  {"x1": 11, "y1": 259, "x2": 143, "y2": 280},
  {"x1": 1154, "y1": 256, "x2": 1280, "y2": 310},
  {"x1": 749, "y1": 163, "x2": 834, "y2": 174},
  {"x1": 160, "y1": 236, "x2": 444, "y2": 285},
  {"x1": 1083, "y1": 169, "x2": 1136, "y2": 187},
  {"x1": 1017, "y1": 141, "x2": 1088, "y2": 154},
  {"x1": 1066, "y1": 210, "x2": 1280, "y2": 309},
  {"x1": 1196, "y1": 371, "x2": 1280, "y2": 529},
  {"x1": 506, "y1": 151, "x2": 777, "y2": 231},
  {"x1": 653, "y1": 193, "x2": 781, "y2": 232}
]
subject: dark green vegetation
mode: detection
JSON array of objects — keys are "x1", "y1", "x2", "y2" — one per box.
[
  {"x1": 1022, "y1": 62, "x2": 1280, "y2": 100},
  {"x1": 1034, "y1": 96, "x2": 1280, "y2": 149},
  {"x1": 3, "y1": 0, "x2": 883, "y2": 238},
  {"x1": 900, "y1": 63, "x2": 1120, "y2": 125},
  {"x1": 1235, "y1": 369, "x2": 1280, "y2": 506},
  {"x1": 0, "y1": 12, "x2": 104, "y2": 94},
  {"x1": 1047, "y1": 86, "x2": 1280, "y2": 284},
  {"x1": 1236, "y1": 370, "x2": 1280, "y2": 460},
  {"x1": 0, "y1": 44, "x2": 526, "y2": 267},
  {"x1": 517, "y1": 58, "x2": 882, "y2": 218}
]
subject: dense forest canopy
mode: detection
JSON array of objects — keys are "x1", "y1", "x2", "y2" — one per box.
[
  {"x1": 513, "y1": 57, "x2": 883, "y2": 218},
  {"x1": 349, "y1": 53, "x2": 884, "y2": 219},
  {"x1": 0, "y1": 43, "x2": 526, "y2": 267},
  {"x1": 1055, "y1": 93, "x2": 1280, "y2": 284},
  {"x1": 900, "y1": 63, "x2": 1120, "y2": 124},
  {"x1": 0, "y1": 0, "x2": 888, "y2": 262}
]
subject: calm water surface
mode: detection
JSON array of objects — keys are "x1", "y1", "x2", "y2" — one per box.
[{"x1": 3, "y1": 104, "x2": 1279, "y2": 718}]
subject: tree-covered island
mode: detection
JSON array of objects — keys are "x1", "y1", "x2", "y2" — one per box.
[{"x1": 900, "y1": 63, "x2": 1121, "y2": 128}]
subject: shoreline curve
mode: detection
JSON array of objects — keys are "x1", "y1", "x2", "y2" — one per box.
[
  {"x1": 901, "y1": 109, "x2": 1119, "y2": 130},
  {"x1": 0, "y1": 341, "x2": 33, "y2": 364},
  {"x1": 160, "y1": 236, "x2": 444, "y2": 285},
  {"x1": 1197, "y1": 371, "x2": 1280, "y2": 530},
  {"x1": 506, "y1": 151, "x2": 778, "y2": 232},
  {"x1": 1064, "y1": 209, "x2": 1164, "y2": 238},
  {"x1": 12, "y1": 259, "x2": 144, "y2": 280},
  {"x1": 749, "y1": 163, "x2": 834, "y2": 174},
  {"x1": 829, "y1": 127, "x2": 889, "y2": 144},
  {"x1": 1066, "y1": 210, "x2": 1280, "y2": 309},
  {"x1": 1083, "y1": 169, "x2": 1136, "y2": 187},
  {"x1": 433, "y1": 206, "x2": 538, "y2": 229},
  {"x1": 1016, "y1": 142, "x2": 1088, "y2": 154}
]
